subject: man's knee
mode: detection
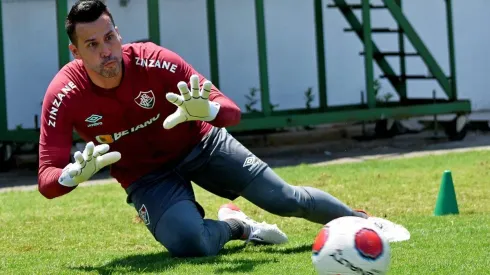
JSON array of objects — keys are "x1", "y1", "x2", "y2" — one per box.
[
  {"x1": 153, "y1": 201, "x2": 210, "y2": 258},
  {"x1": 156, "y1": 218, "x2": 209, "y2": 258},
  {"x1": 166, "y1": 229, "x2": 208, "y2": 257}
]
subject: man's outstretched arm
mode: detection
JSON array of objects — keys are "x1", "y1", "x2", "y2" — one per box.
[
  {"x1": 38, "y1": 80, "x2": 77, "y2": 199},
  {"x1": 38, "y1": 79, "x2": 121, "y2": 199}
]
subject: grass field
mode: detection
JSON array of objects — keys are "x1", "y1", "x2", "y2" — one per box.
[{"x1": 1, "y1": 150, "x2": 490, "y2": 274}]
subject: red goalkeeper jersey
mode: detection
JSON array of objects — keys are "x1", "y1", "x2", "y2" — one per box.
[{"x1": 38, "y1": 42, "x2": 241, "y2": 199}]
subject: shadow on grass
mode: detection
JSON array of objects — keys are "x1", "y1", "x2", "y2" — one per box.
[
  {"x1": 257, "y1": 243, "x2": 312, "y2": 254},
  {"x1": 71, "y1": 243, "x2": 312, "y2": 274}
]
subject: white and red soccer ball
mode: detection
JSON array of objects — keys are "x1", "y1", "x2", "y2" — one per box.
[{"x1": 311, "y1": 216, "x2": 391, "y2": 275}]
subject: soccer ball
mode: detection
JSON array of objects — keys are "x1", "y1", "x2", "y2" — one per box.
[{"x1": 311, "y1": 216, "x2": 391, "y2": 275}]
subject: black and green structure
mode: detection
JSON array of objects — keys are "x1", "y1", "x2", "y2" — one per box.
[{"x1": 0, "y1": 0, "x2": 471, "y2": 145}]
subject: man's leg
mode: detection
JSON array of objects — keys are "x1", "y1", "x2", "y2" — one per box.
[
  {"x1": 127, "y1": 171, "x2": 250, "y2": 258},
  {"x1": 238, "y1": 167, "x2": 366, "y2": 224},
  {"x1": 183, "y1": 127, "x2": 364, "y2": 225},
  {"x1": 236, "y1": 168, "x2": 411, "y2": 242},
  {"x1": 184, "y1": 127, "x2": 410, "y2": 242}
]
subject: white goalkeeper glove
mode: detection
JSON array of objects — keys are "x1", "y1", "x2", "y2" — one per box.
[
  {"x1": 163, "y1": 74, "x2": 220, "y2": 129},
  {"x1": 58, "y1": 142, "x2": 121, "y2": 187}
]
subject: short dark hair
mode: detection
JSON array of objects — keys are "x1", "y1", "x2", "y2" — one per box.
[{"x1": 65, "y1": 0, "x2": 116, "y2": 45}]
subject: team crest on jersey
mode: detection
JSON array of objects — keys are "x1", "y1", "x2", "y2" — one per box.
[
  {"x1": 138, "y1": 204, "x2": 150, "y2": 225},
  {"x1": 134, "y1": 90, "x2": 155, "y2": 109}
]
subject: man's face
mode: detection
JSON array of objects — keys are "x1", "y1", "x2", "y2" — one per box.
[{"x1": 69, "y1": 13, "x2": 123, "y2": 78}]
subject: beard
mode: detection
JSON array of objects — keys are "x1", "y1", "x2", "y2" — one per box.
[{"x1": 97, "y1": 56, "x2": 121, "y2": 78}]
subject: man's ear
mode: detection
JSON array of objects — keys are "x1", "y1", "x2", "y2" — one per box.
[{"x1": 69, "y1": 43, "x2": 81, "y2": 60}]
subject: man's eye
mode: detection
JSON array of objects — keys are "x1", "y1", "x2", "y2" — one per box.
[{"x1": 88, "y1": 42, "x2": 96, "y2": 48}]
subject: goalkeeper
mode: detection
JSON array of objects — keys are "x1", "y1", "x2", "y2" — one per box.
[{"x1": 38, "y1": 0, "x2": 410, "y2": 258}]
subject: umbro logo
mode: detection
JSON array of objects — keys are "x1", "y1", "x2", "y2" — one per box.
[
  {"x1": 243, "y1": 156, "x2": 262, "y2": 171},
  {"x1": 85, "y1": 114, "x2": 103, "y2": 127}
]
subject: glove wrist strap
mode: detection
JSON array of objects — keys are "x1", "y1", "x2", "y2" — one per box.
[{"x1": 205, "y1": 102, "x2": 220, "y2": 121}]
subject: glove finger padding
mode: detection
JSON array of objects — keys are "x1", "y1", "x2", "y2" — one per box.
[
  {"x1": 74, "y1": 151, "x2": 84, "y2": 165},
  {"x1": 95, "y1": 151, "x2": 121, "y2": 168},
  {"x1": 177, "y1": 81, "x2": 191, "y2": 101},
  {"x1": 166, "y1": 93, "x2": 184, "y2": 107},
  {"x1": 201, "y1": 81, "x2": 212, "y2": 100},
  {"x1": 93, "y1": 144, "x2": 110, "y2": 158},
  {"x1": 83, "y1": 142, "x2": 95, "y2": 159},
  {"x1": 190, "y1": 75, "x2": 200, "y2": 98}
]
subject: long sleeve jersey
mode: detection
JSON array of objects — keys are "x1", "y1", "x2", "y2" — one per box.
[{"x1": 38, "y1": 42, "x2": 241, "y2": 199}]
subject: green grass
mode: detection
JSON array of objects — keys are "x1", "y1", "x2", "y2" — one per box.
[{"x1": 1, "y1": 150, "x2": 490, "y2": 274}]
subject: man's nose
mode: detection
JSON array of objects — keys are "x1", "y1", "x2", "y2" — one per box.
[{"x1": 100, "y1": 43, "x2": 111, "y2": 58}]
